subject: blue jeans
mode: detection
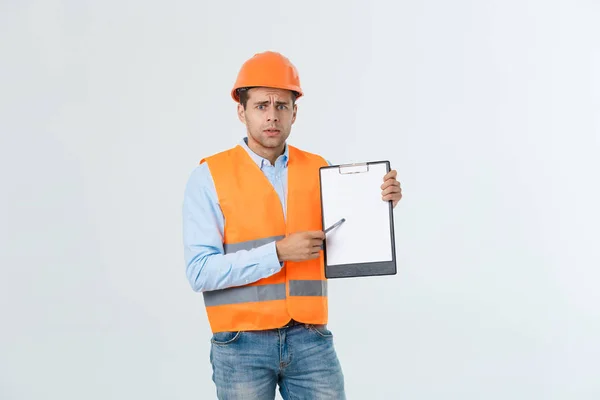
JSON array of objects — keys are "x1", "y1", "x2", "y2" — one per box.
[{"x1": 209, "y1": 323, "x2": 346, "y2": 399}]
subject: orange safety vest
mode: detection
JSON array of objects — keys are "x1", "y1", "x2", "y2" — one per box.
[{"x1": 199, "y1": 144, "x2": 329, "y2": 333}]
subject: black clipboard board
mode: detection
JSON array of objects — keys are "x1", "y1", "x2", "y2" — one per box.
[{"x1": 319, "y1": 160, "x2": 397, "y2": 279}]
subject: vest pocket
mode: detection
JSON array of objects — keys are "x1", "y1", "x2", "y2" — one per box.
[{"x1": 211, "y1": 330, "x2": 242, "y2": 345}]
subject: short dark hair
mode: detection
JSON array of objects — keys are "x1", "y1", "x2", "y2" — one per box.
[{"x1": 238, "y1": 87, "x2": 298, "y2": 109}]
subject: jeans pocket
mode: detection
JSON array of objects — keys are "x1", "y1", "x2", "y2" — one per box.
[
  {"x1": 211, "y1": 330, "x2": 242, "y2": 346},
  {"x1": 308, "y1": 324, "x2": 333, "y2": 338}
]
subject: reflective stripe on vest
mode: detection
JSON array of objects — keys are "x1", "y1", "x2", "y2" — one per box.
[
  {"x1": 203, "y1": 280, "x2": 327, "y2": 306},
  {"x1": 206, "y1": 233, "x2": 328, "y2": 306},
  {"x1": 223, "y1": 235, "x2": 285, "y2": 254}
]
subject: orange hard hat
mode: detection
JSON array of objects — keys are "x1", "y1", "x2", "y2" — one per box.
[{"x1": 231, "y1": 51, "x2": 303, "y2": 103}]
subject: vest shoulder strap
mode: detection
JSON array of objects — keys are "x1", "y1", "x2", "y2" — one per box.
[
  {"x1": 199, "y1": 145, "x2": 240, "y2": 165},
  {"x1": 287, "y1": 145, "x2": 328, "y2": 167}
]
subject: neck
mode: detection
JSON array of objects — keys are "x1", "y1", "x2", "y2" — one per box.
[{"x1": 247, "y1": 138, "x2": 285, "y2": 166}]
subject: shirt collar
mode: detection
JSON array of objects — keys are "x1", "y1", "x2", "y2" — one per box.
[{"x1": 240, "y1": 137, "x2": 289, "y2": 169}]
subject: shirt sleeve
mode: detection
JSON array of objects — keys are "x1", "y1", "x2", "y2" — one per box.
[{"x1": 182, "y1": 164, "x2": 283, "y2": 293}]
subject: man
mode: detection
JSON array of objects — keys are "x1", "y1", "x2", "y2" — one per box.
[{"x1": 182, "y1": 51, "x2": 402, "y2": 399}]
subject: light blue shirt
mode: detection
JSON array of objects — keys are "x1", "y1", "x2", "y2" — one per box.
[{"x1": 182, "y1": 138, "x2": 330, "y2": 293}]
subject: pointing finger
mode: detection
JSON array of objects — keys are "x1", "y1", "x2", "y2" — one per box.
[{"x1": 309, "y1": 230, "x2": 325, "y2": 239}]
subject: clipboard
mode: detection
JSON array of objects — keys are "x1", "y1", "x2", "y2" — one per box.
[{"x1": 319, "y1": 160, "x2": 397, "y2": 279}]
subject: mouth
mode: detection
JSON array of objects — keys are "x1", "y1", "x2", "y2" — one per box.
[{"x1": 263, "y1": 128, "x2": 281, "y2": 136}]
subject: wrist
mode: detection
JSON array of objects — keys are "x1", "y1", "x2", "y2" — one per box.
[{"x1": 275, "y1": 240, "x2": 285, "y2": 262}]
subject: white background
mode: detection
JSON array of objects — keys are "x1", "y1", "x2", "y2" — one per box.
[{"x1": 1, "y1": 1, "x2": 599, "y2": 399}]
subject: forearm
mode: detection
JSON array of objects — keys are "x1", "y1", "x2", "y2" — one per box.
[{"x1": 185, "y1": 240, "x2": 282, "y2": 292}]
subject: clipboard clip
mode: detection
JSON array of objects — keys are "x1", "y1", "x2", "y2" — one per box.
[{"x1": 338, "y1": 162, "x2": 369, "y2": 174}]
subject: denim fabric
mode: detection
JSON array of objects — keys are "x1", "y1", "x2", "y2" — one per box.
[{"x1": 209, "y1": 323, "x2": 346, "y2": 399}]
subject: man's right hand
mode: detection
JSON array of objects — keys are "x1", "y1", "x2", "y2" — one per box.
[{"x1": 275, "y1": 231, "x2": 325, "y2": 262}]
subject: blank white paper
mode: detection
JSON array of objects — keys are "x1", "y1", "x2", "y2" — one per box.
[{"x1": 320, "y1": 162, "x2": 394, "y2": 266}]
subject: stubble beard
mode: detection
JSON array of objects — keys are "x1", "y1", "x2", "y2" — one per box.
[{"x1": 249, "y1": 127, "x2": 289, "y2": 150}]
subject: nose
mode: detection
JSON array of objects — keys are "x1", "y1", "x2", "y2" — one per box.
[{"x1": 266, "y1": 107, "x2": 278, "y2": 122}]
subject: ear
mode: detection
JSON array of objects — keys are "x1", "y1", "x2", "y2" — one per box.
[
  {"x1": 237, "y1": 104, "x2": 246, "y2": 124},
  {"x1": 291, "y1": 104, "x2": 297, "y2": 124}
]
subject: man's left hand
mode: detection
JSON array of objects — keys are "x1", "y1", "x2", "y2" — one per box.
[{"x1": 381, "y1": 169, "x2": 403, "y2": 208}]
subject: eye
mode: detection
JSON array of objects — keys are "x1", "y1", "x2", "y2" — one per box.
[{"x1": 277, "y1": 105, "x2": 287, "y2": 110}]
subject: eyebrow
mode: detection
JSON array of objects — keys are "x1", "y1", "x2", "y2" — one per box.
[{"x1": 254, "y1": 100, "x2": 291, "y2": 106}]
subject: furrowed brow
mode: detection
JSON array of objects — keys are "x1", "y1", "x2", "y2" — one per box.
[{"x1": 253, "y1": 99, "x2": 291, "y2": 106}]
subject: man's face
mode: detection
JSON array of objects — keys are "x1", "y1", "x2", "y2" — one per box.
[{"x1": 237, "y1": 87, "x2": 297, "y2": 152}]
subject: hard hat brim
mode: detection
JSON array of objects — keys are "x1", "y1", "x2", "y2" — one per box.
[{"x1": 231, "y1": 85, "x2": 303, "y2": 103}]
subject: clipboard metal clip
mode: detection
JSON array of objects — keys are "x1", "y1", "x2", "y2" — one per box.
[{"x1": 338, "y1": 162, "x2": 369, "y2": 174}]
